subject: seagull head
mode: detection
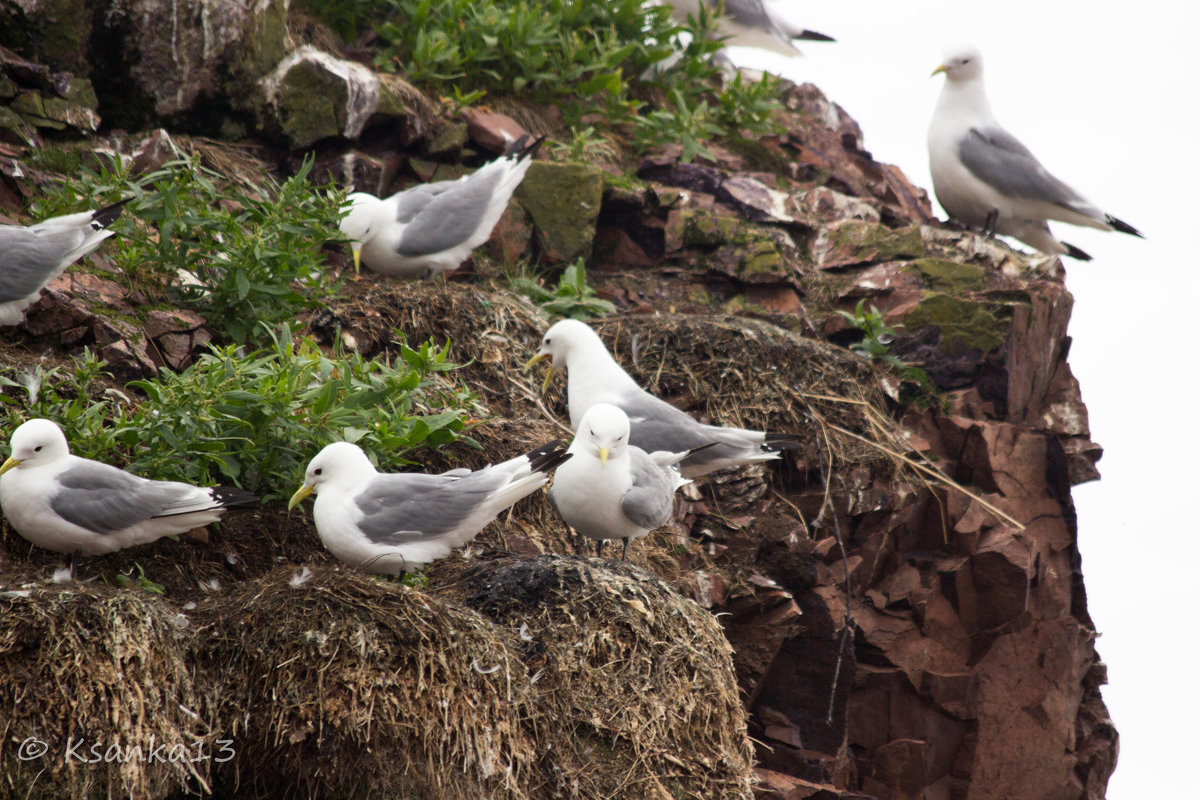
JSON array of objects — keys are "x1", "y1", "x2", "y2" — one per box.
[
  {"x1": 0, "y1": 418, "x2": 70, "y2": 475},
  {"x1": 338, "y1": 193, "x2": 384, "y2": 274},
  {"x1": 932, "y1": 45, "x2": 983, "y2": 82},
  {"x1": 572, "y1": 403, "x2": 630, "y2": 469},
  {"x1": 525, "y1": 318, "x2": 605, "y2": 393},
  {"x1": 288, "y1": 441, "x2": 377, "y2": 509}
]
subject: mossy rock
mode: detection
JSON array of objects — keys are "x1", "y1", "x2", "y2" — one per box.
[
  {"x1": 903, "y1": 292, "x2": 1008, "y2": 355},
  {"x1": 814, "y1": 220, "x2": 924, "y2": 268},
  {"x1": 514, "y1": 161, "x2": 605, "y2": 263},
  {"x1": 912, "y1": 258, "x2": 987, "y2": 292}
]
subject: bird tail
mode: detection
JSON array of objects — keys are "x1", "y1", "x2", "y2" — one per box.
[
  {"x1": 210, "y1": 486, "x2": 260, "y2": 508},
  {"x1": 1061, "y1": 241, "x2": 1094, "y2": 262},
  {"x1": 790, "y1": 29, "x2": 836, "y2": 42},
  {"x1": 1104, "y1": 214, "x2": 1143, "y2": 238},
  {"x1": 90, "y1": 199, "x2": 131, "y2": 230}
]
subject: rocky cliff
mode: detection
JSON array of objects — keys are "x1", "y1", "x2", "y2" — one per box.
[{"x1": 0, "y1": 3, "x2": 1115, "y2": 799}]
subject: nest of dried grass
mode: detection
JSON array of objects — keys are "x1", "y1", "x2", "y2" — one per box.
[
  {"x1": 460, "y1": 554, "x2": 756, "y2": 800},
  {"x1": 197, "y1": 564, "x2": 536, "y2": 800},
  {"x1": 0, "y1": 583, "x2": 212, "y2": 799}
]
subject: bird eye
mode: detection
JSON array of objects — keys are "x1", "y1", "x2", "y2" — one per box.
[
  {"x1": 589, "y1": 429, "x2": 596, "y2": 436},
  {"x1": 544, "y1": 337, "x2": 551, "y2": 345},
  {"x1": 314, "y1": 468, "x2": 323, "y2": 476},
  {"x1": 33, "y1": 445, "x2": 42, "y2": 452}
]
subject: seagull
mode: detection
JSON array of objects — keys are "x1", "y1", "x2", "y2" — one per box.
[
  {"x1": 663, "y1": 0, "x2": 834, "y2": 59},
  {"x1": 0, "y1": 418, "x2": 257, "y2": 559},
  {"x1": 0, "y1": 200, "x2": 127, "y2": 325},
  {"x1": 527, "y1": 318, "x2": 802, "y2": 478},
  {"x1": 928, "y1": 45, "x2": 1142, "y2": 260},
  {"x1": 338, "y1": 135, "x2": 543, "y2": 278},
  {"x1": 549, "y1": 403, "x2": 699, "y2": 560},
  {"x1": 288, "y1": 439, "x2": 571, "y2": 577}
]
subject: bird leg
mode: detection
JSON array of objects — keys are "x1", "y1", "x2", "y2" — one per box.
[
  {"x1": 595, "y1": 540, "x2": 605, "y2": 558},
  {"x1": 982, "y1": 209, "x2": 999, "y2": 238},
  {"x1": 67, "y1": 548, "x2": 83, "y2": 580},
  {"x1": 620, "y1": 538, "x2": 629, "y2": 561}
]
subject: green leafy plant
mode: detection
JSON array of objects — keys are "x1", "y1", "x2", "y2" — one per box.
[
  {"x1": 836, "y1": 299, "x2": 937, "y2": 405},
  {"x1": 30, "y1": 153, "x2": 346, "y2": 349},
  {"x1": 0, "y1": 329, "x2": 480, "y2": 503},
  {"x1": 510, "y1": 260, "x2": 616, "y2": 320}
]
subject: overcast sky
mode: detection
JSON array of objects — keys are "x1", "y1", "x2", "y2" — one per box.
[{"x1": 736, "y1": 2, "x2": 1200, "y2": 797}]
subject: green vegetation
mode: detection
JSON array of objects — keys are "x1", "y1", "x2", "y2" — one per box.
[
  {"x1": 836, "y1": 299, "x2": 938, "y2": 406},
  {"x1": 298, "y1": 0, "x2": 782, "y2": 162},
  {"x1": 510, "y1": 259, "x2": 616, "y2": 320},
  {"x1": 31, "y1": 154, "x2": 346, "y2": 348},
  {"x1": 0, "y1": 328, "x2": 480, "y2": 502}
]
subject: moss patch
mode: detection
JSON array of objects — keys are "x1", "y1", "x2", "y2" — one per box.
[
  {"x1": 903, "y1": 292, "x2": 1008, "y2": 355},
  {"x1": 513, "y1": 161, "x2": 605, "y2": 263},
  {"x1": 913, "y1": 258, "x2": 987, "y2": 292}
]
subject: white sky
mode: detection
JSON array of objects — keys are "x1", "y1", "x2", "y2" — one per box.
[{"x1": 734, "y1": 2, "x2": 1200, "y2": 797}]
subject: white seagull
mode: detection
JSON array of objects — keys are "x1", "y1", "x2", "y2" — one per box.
[
  {"x1": 527, "y1": 318, "x2": 802, "y2": 478},
  {"x1": 288, "y1": 439, "x2": 571, "y2": 577},
  {"x1": 0, "y1": 200, "x2": 127, "y2": 325},
  {"x1": 0, "y1": 418, "x2": 256, "y2": 557},
  {"x1": 549, "y1": 403, "x2": 699, "y2": 560},
  {"x1": 338, "y1": 135, "x2": 543, "y2": 278},
  {"x1": 928, "y1": 45, "x2": 1141, "y2": 260}
]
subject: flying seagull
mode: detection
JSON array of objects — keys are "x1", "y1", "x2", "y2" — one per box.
[
  {"x1": 527, "y1": 318, "x2": 802, "y2": 478},
  {"x1": 288, "y1": 439, "x2": 571, "y2": 578},
  {"x1": 0, "y1": 200, "x2": 127, "y2": 325},
  {"x1": 0, "y1": 418, "x2": 256, "y2": 559},
  {"x1": 338, "y1": 135, "x2": 543, "y2": 278},
  {"x1": 549, "y1": 403, "x2": 699, "y2": 560},
  {"x1": 928, "y1": 45, "x2": 1142, "y2": 260}
]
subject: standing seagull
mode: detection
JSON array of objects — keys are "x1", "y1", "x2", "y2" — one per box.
[
  {"x1": 0, "y1": 200, "x2": 127, "y2": 325},
  {"x1": 928, "y1": 45, "x2": 1141, "y2": 260},
  {"x1": 527, "y1": 319, "x2": 802, "y2": 478},
  {"x1": 550, "y1": 404, "x2": 697, "y2": 560},
  {"x1": 0, "y1": 418, "x2": 256, "y2": 558},
  {"x1": 664, "y1": 0, "x2": 833, "y2": 59},
  {"x1": 288, "y1": 440, "x2": 571, "y2": 578},
  {"x1": 338, "y1": 135, "x2": 543, "y2": 278}
]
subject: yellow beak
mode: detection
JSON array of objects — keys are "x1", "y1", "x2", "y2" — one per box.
[
  {"x1": 351, "y1": 245, "x2": 362, "y2": 274},
  {"x1": 931, "y1": 63, "x2": 947, "y2": 77},
  {"x1": 524, "y1": 353, "x2": 554, "y2": 394},
  {"x1": 0, "y1": 456, "x2": 22, "y2": 476},
  {"x1": 288, "y1": 484, "x2": 315, "y2": 511},
  {"x1": 598, "y1": 447, "x2": 609, "y2": 468}
]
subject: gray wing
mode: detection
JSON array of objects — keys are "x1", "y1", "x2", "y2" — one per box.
[
  {"x1": 957, "y1": 127, "x2": 1083, "y2": 207},
  {"x1": 719, "y1": 0, "x2": 780, "y2": 33},
  {"x1": 620, "y1": 449, "x2": 676, "y2": 530},
  {"x1": 0, "y1": 226, "x2": 79, "y2": 302},
  {"x1": 390, "y1": 183, "x2": 457, "y2": 225},
  {"x1": 353, "y1": 469, "x2": 509, "y2": 545},
  {"x1": 49, "y1": 461, "x2": 195, "y2": 534},
  {"x1": 618, "y1": 391, "x2": 755, "y2": 466},
  {"x1": 393, "y1": 167, "x2": 505, "y2": 257}
]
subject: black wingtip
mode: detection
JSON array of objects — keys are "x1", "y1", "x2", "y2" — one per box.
[
  {"x1": 1061, "y1": 242, "x2": 1093, "y2": 262},
  {"x1": 763, "y1": 433, "x2": 805, "y2": 452},
  {"x1": 1105, "y1": 215, "x2": 1144, "y2": 239},
  {"x1": 526, "y1": 439, "x2": 572, "y2": 474},
  {"x1": 211, "y1": 487, "x2": 259, "y2": 508},
  {"x1": 792, "y1": 30, "x2": 836, "y2": 43},
  {"x1": 505, "y1": 134, "x2": 547, "y2": 161},
  {"x1": 90, "y1": 198, "x2": 131, "y2": 229}
]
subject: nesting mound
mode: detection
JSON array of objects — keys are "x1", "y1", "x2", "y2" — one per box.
[
  {"x1": 197, "y1": 565, "x2": 534, "y2": 800},
  {"x1": 461, "y1": 555, "x2": 756, "y2": 800},
  {"x1": 0, "y1": 584, "x2": 210, "y2": 800}
]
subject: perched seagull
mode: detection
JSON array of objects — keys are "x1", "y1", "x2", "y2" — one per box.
[
  {"x1": 928, "y1": 45, "x2": 1142, "y2": 260},
  {"x1": 550, "y1": 403, "x2": 699, "y2": 560},
  {"x1": 527, "y1": 319, "x2": 802, "y2": 478},
  {"x1": 338, "y1": 135, "x2": 543, "y2": 278},
  {"x1": 0, "y1": 200, "x2": 127, "y2": 325},
  {"x1": 664, "y1": 0, "x2": 833, "y2": 59},
  {"x1": 0, "y1": 418, "x2": 256, "y2": 558},
  {"x1": 288, "y1": 439, "x2": 571, "y2": 577}
]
